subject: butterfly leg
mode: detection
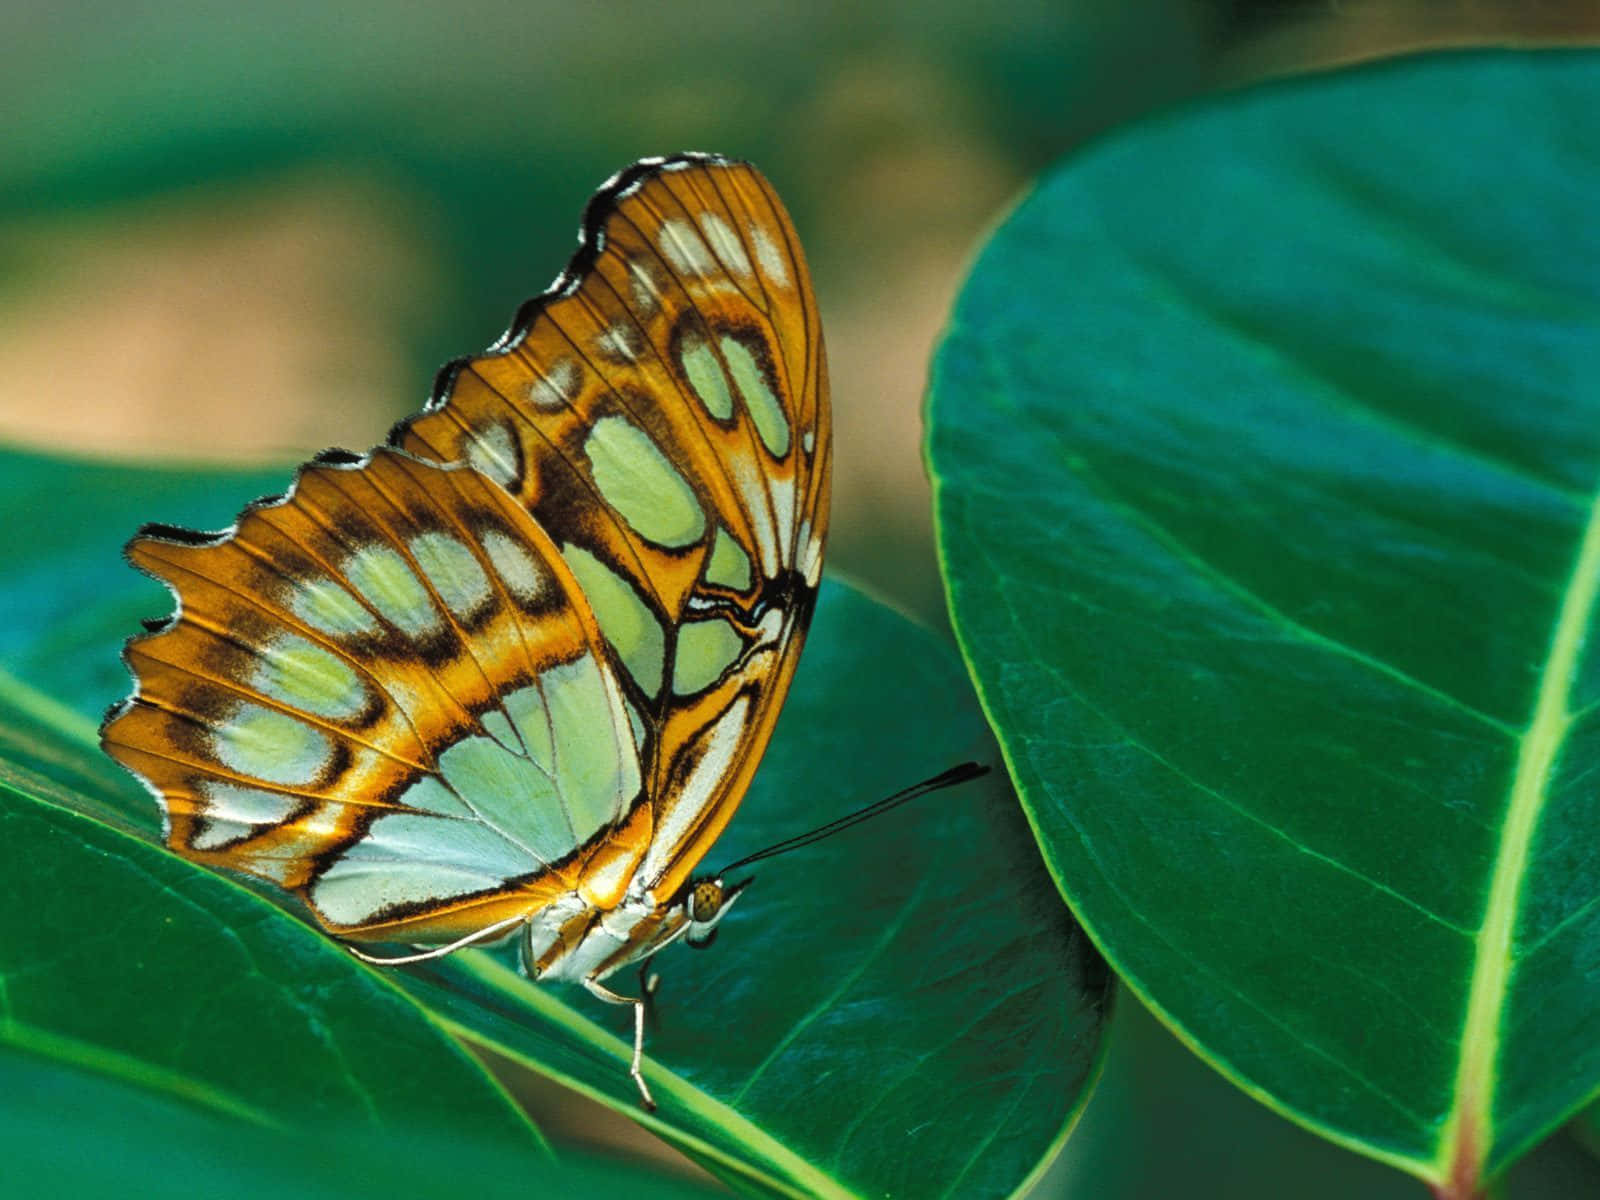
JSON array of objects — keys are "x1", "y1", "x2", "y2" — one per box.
[
  {"x1": 584, "y1": 978, "x2": 655, "y2": 1110},
  {"x1": 636, "y1": 954, "x2": 663, "y2": 1036}
]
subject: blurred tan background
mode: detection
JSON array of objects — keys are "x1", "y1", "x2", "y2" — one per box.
[
  {"x1": 5, "y1": 2, "x2": 1599, "y2": 1195},
  {"x1": 14, "y1": 0, "x2": 1594, "y2": 622}
]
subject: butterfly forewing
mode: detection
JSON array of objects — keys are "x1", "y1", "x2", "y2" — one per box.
[{"x1": 395, "y1": 155, "x2": 830, "y2": 903}]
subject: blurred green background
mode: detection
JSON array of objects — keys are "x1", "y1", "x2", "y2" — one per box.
[{"x1": 5, "y1": 2, "x2": 1600, "y2": 1195}]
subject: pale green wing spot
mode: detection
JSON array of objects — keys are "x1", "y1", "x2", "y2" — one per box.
[
  {"x1": 192, "y1": 783, "x2": 298, "y2": 851},
  {"x1": 410, "y1": 531, "x2": 493, "y2": 620},
  {"x1": 311, "y1": 811, "x2": 542, "y2": 927},
  {"x1": 706, "y1": 525, "x2": 752, "y2": 591},
  {"x1": 542, "y1": 654, "x2": 638, "y2": 840},
  {"x1": 481, "y1": 530, "x2": 549, "y2": 604},
  {"x1": 721, "y1": 335, "x2": 790, "y2": 456},
  {"x1": 583, "y1": 415, "x2": 706, "y2": 548},
  {"x1": 680, "y1": 337, "x2": 735, "y2": 420},
  {"x1": 212, "y1": 703, "x2": 332, "y2": 786},
  {"x1": 435, "y1": 735, "x2": 573, "y2": 859},
  {"x1": 343, "y1": 544, "x2": 440, "y2": 637},
  {"x1": 561, "y1": 544, "x2": 665, "y2": 696},
  {"x1": 289, "y1": 577, "x2": 378, "y2": 637},
  {"x1": 672, "y1": 618, "x2": 744, "y2": 695},
  {"x1": 250, "y1": 632, "x2": 366, "y2": 719}
]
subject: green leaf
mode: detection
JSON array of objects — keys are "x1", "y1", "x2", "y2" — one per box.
[
  {"x1": 0, "y1": 714, "x2": 544, "y2": 1155},
  {"x1": 927, "y1": 48, "x2": 1600, "y2": 1194},
  {"x1": 0, "y1": 1046, "x2": 722, "y2": 1199},
  {"x1": 0, "y1": 445, "x2": 1109, "y2": 1198}
]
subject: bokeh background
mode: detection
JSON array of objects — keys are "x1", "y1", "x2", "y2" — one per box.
[{"x1": 5, "y1": 2, "x2": 1600, "y2": 1195}]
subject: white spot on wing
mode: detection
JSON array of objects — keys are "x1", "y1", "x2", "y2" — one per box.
[
  {"x1": 410, "y1": 530, "x2": 493, "y2": 620},
  {"x1": 769, "y1": 474, "x2": 797, "y2": 549},
  {"x1": 464, "y1": 422, "x2": 520, "y2": 488},
  {"x1": 627, "y1": 259, "x2": 660, "y2": 316},
  {"x1": 699, "y1": 213, "x2": 752, "y2": 279},
  {"x1": 750, "y1": 224, "x2": 791, "y2": 287},
  {"x1": 728, "y1": 455, "x2": 779, "y2": 577},
  {"x1": 658, "y1": 218, "x2": 716, "y2": 276},
  {"x1": 481, "y1": 530, "x2": 549, "y2": 605},
  {"x1": 595, "y1": 322, "x2": 643, "y2": 363},
  {"x1": 529, "y1": 358, "x2": 581, "y2": 409}
]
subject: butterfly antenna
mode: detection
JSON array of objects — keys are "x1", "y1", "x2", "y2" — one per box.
[{"x1": 719, "y1": 762, "x2": 991, "y2": 874}]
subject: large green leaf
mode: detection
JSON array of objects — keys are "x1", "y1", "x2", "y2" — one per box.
[
  {"x1": 0, "y1": 445, "x2": 1109, "y2": 1197},
  {"x1": 928, "y1": 48, "x2": 1600, "y2": 1195}
]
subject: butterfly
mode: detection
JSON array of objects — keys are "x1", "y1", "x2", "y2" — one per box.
[{"x1": 100, "y1": 154, "x2": 829, "y2": 1109}]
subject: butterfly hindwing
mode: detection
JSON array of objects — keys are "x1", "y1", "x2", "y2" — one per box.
[
  {"x1": 395, "y1": 154, "x2": 830, "y2": 903},
  {"x1": 101, "y1": 448, "x2": 650, "y2": 942}
]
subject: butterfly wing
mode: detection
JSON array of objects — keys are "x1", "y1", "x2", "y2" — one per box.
[
  {"x1": 101, "y1": 448, "x2": 649, "y2": 944},
  {"x1": 394, "y1": 154, "x2": 830, "y2": 905}
]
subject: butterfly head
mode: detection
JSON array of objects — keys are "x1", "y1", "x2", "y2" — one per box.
[{"x1": 682, "y1": 875, "x2": 753, "y2": 950}]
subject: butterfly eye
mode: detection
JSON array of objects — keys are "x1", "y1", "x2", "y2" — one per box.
[
  {"x1": 684, "y1": 875, "x2": 751, "y2": 949},
  {"x1": 689, "y1": 879, "x2": 725, "y2": 922}
]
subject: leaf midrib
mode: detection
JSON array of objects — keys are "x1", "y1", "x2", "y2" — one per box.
[{"x1": 1440, "y1": 485, "x2": 1600, "y2": 1185}]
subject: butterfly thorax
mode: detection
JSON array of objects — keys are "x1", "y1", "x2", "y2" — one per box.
[
  {"x1": 527, "y1": 871, "x2": 746, "y2": 983},
  {"x1": 524, "y1": 889, "x2": 687, "y2": 983}
]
